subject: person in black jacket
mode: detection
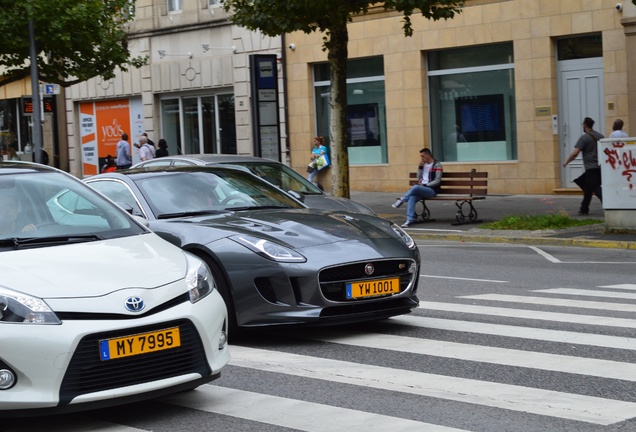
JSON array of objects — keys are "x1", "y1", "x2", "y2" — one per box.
[
  {"x1": 31, "y1": 147, "x2": 49, "y2": 165},
  {"x1": 156, "y1": 139, "x2": 169, "y2": 158}
]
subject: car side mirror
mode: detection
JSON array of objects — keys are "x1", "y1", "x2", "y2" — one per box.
[
  {"x1": 132, "y1": 215, "x2": 150, "y2": 228},
  {"x1": 115, "y1": 201, "x2": 134, "y2": 214},
  {"x1": 287, "y1": 190, "x2": 305, "y2": 202}
]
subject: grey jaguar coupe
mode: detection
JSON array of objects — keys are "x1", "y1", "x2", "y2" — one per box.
[{"x1": 83, "y1": 166, "x2": 420, "y2": 335}]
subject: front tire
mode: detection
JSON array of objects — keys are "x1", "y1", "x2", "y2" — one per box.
[{"x1": 198, "y1": 255, "x2": 242, "y2": 340}]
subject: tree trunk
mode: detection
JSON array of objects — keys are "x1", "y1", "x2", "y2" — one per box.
[{"x1": 328, "y1": 18, "x2": 349, "y2": 198}]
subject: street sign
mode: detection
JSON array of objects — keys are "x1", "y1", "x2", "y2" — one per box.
[
  {"x1": 43, "y1": 84, "x2": 60, "y2": 95},
  {"x1": 22, "y1": 97, "x2": 54, "y2": 115}
]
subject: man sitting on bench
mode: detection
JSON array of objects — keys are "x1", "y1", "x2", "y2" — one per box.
[{"x1": 392, "y1": 148, "x2": 443, "y2": 228}]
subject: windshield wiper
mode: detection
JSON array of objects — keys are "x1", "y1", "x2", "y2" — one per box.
[
  {"x1": 225, "y1": 205, "x2": 292, "y2": 211},
  {"x1": 156, "y1": 210, "x2": 227, "y2": 220},
  {"x1": 1, "y1": 234, "x2": 106, "y2": 249}
]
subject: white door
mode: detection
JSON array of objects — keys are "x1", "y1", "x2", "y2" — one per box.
[{"x1": 558, "y1": 59, "x2": 604, "y2": 187}]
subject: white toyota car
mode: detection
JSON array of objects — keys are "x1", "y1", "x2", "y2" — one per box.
[{"x1": 0, "y1": 161, "x2": 229, "y2": 416}]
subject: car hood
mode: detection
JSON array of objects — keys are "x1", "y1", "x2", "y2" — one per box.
[
  {"x1": 0, "y1": 234, "x2": 187, "y2": 299},
  {"x1": 302, "y1": 195, "x2": 376, "y2": 215},
  {"x1": 159, "y1": 209, "x2": 401, "y2": 249}
]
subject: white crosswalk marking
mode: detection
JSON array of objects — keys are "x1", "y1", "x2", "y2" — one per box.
[
  {"x1": 389, "y1": 315, "x2": 636, "y2": 350},
  {"x1": 293, "y1": 330, "x2": 636, "y2": 381},
  {"x1": 162, "y1": 386, "x2": 470, "y2": 432},
  {"x1": 599, "y1": 284, "x2": 636, "y2": 290},
  {"x1": 459, "y1": 294, "x2": 636, "y2": 312},
  {"x1": 420, "y1": 301, "x2": 636, "y2": 328},
  {"x1": 535, "y1": 288, "x2": 636, "y2": 300},
  {"x1": 12, "y1": 281, "x2": 636, "y2": 431},
  {"x1": 227, "y1": 345, "x2": 636, "y2": 425},
  {"x1": 1, "y1": 417, "x2": 145, "y2": 432}
]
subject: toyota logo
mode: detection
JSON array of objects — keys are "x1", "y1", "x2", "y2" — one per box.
[
  {"x1": 124, "y1": 296, "x2": 145, "y2": 312},
  {"x1": 364, "y1": 263, "x2": 375, "y2": 276}
]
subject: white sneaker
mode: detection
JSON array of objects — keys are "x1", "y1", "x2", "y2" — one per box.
[
  {"x1": 401, "y1": 220, "x2": 414, "y2": 228},
  {"x1": 392, "y1": 199, "x2": 404, "y2": 208}
]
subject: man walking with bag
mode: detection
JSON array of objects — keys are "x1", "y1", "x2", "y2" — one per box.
[{"x1": 563, "y1": 117, "x2": 603, "y2": 215}]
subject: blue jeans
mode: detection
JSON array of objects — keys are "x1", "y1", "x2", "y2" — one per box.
[
  {"x1": 401, "y1": 185, "x2": 437, "y2": 222},
  {"x1": 308, "y1": 168, "x2": 318, "y2": 183}
]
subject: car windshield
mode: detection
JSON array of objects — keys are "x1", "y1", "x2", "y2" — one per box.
[
  {"x1": 0, "y1": 167, "x2": 144, "y2": 246},
  {"x1": 224, "y1": 162, "x2": 323, "y2": 195},
  {"x1": 135, "y1": 169, "x2": 306, "y2": 218}
]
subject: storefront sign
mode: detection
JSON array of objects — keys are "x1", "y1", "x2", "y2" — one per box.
[{"x1": 79, "y1": 99, "x2": 142, "y2": 176}]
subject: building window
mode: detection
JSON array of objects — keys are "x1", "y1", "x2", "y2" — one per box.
[
  {"x1": 209, "y1": 0, "x2": 220, "y2": 7},
  {"x1": 160, "y1": 93, "x2": 236, "y2": 156},
  {"x1": 557, "y1": 35, "x2": 602, "y2": 61},
  {"x1": 428, "y1": 43, "x2": 517, "y2": 162},
  {"x1": 313, "y1": 57, "x2": 387, "y2": 164},
  {"x1": 0, "y1": 100, "x2": 20, "y2": 153},
  {"x1": 168, "y1": 0, "x2": 182, "y2": 13}
]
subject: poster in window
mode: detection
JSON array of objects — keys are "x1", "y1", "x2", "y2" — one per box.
[
  {"x1": 455, "y1": 94, "x2": 506, "y2": 142},
  {"x1": 347, "y1": 103, "x2": 380, "y2": 147}
]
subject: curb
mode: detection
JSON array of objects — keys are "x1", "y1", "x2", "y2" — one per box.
[
  {"x1": 374, "y1": 212, "x2": 636, "y2": 250},
  {"x1": 405, "y1": 232, "x2": 636, "y2": 250}
]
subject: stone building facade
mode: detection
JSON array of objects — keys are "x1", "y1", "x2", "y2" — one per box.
[
  {"x1": 284, "y1": 0, "x2": 635, "y2": 195},
  {"x1": 65, "y1": 0, "x2": 285, "y2": 177}
]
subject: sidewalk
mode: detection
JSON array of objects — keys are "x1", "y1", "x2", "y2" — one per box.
[{"x1": 350, "y1": 191, "x2": 636, "y2": 250}]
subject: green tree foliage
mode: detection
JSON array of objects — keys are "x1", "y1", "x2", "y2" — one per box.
[
  {"x1": 0, "y1": 0, "x2": 145, "y2": 88},
  {"x1": 224, "y1": 0, "x2": 464, "y2": 197}
]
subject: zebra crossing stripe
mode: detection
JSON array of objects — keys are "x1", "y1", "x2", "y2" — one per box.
[
  {"x1": 389, "y1": 315, "x2": 636, "y2": 350},
  {"x1": 161, "y1": 385, "x2": 469, "y2": 432},
  {"x1": 419, "y1": 301, "x2": 636, "y2": 328},
  {"x1": 535, "y1": 288, "x2": 636, "y2": 300},
  {"x1": 227, "y1": 345, "x2": 636, "y2": 425},
  {"x1": 598, "y1": 284, "x2": 636, "y2": 290},
  {"x1": 457, "y1": 294, "x2": 636, "y2": 313},
  {"x1": 300, "y1": 329, "x2": 636, "y2": 382},
  {"x1": 1, "y1": 417, "x2": 147, "y2": 432}
]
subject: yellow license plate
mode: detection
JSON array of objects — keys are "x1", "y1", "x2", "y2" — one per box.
[
  {"x1": 346, "y1": 277, "x2": 400, "y2": 299},
  {"x1": 99, "y1": 327, "x2": 181, "y2": 361}
]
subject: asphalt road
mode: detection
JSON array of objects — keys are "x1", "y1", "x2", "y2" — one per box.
[{"x1": 3, "y1": 240, "x2": 636, "y2": 432}]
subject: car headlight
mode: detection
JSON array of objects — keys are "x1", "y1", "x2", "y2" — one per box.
[
  {"x1": 231, "y1": 235, "x2": 307, "y2": 262},
  {"x1": 185, "y1": 254, "x2": 215, "y2": 304},
  {"x1": 391, "y1": 223, "x2": 416, "y2": 250},
  {"x1": 0, "y1": 287, "x2": 61, "y2": 324}
]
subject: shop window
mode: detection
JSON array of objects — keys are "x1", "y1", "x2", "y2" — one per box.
[
  {"x1": 313, "y1": 57, "x2": 387, "y2": 165},
  {"x1": 168, "y1": 0, "x2": 182, "y2": 13},
  {"x1": 160, "y1": 93, "x2": 235, "y2": 156},
  {"x1": 0, "y1": 100, "x2": 20, "y2": 152},
  {"x1": 428, "y1": 43, "x2": 517, "y2": 162},
  {"x1": 1, "y1": 98, "x2": 56, "y2": 163}
]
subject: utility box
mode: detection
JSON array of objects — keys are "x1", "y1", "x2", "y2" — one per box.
[{"x1": 598, "y1": 137, "x2": 636, "y2": 229}]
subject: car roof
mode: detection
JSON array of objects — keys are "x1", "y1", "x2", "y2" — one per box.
[
  {"x1": 0, "y1": 161, "x2": 58, "y2": 174},
  {"x1": 150, "y1": 154, "x2": 279, "y2": 165},
  {"x1": 191, "y1": 154, "x2": 278, "y2": 164},
  {"x1": 91, "y1": 164, "x2": 268, "y2": 180}
]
